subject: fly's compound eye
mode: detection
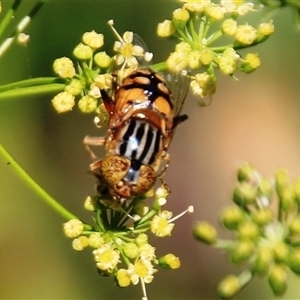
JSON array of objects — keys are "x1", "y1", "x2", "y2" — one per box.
[
  {"x1": 100, "y1": 154, "x2": 157, "y2": 199},
  {"x1": 100, "y1": 155, "x2": 130, "y2": 187},
  {"x1": 131, "y1": 165, "x2": 156, "y2": 196}
]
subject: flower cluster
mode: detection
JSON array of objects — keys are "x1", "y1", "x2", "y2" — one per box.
[
  {"x1": 157, "y1": 0, "x2": 274, "y2": 104},
  {"x1": 194, "y1": 163, "x2": 300, "y2": 299},
  {"x1": 63, "y1": 185, "x2": 193, "y2": 298},
  {"x1": 51, "y1": 20, "x2": 152, "y2": 126}
]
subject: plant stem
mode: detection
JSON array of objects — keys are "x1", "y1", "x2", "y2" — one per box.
[
  {"x1": 0, "y1": 83, "x2": 65, "y2": 100},
  {"x1": 0, "y1": 143, "x2": 92, "y2": 230},
  {"x1": 0, "y1": 1, "x2": 46, "y2": 57},
  {"x1": 0, "y1": 0, "x2": 22, "y2": 39}
]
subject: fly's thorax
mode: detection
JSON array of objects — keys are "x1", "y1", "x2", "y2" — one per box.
[{"x1": 112, "y1": 69, "x2": 175, "y2": 134}]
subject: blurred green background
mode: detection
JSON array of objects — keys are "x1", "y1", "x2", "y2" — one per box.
[{"x1": 1, "y1": 1, "x2": 300, "y2": 299}]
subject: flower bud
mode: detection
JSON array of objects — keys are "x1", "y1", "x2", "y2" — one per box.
[
  {"x1": 205, "y1": 5, "x2": 225, "y2": 21},
  {"x1": 273, "y1": 242, "x2": 289, "y2": 263},
  {"x1": 172, "y1": 8, "x2": 190, "y2": 30},
  {"x1": 237, "y1": 163, "x2": 257, "y2": 182},
  {"x1": 200, "y1": 48, "x2": 213, "y2": 65},
  {"x1": 220, "y1": 206, "x2": 245, "y2": 230},
  {"x1": 279, "y1": 185, "x2": 295, "y2": 211},
  {"x1": 232, "y1": 182, "x2": 257, "y2": 206},
  {"x1": 53, "y1": 57, "x2": 76, "y2": 78},
  {"x1": 78, "y1": 95, "x2": 98, "y2": 113},
  {"x1": 217, "y1": 275, "x2": 241, "y2": 299},
  {"x1": 72, "y1": 236, "x2": 89, "y2": 251},
  {"x1": 63, "y1": 219, "x2": 84, "y2": 238},
  {"x1": 238, "y1": 222, "x2": 260, "y2": 241},
  {"x1": 65, "y1": 78, "x2": 84, "y2": 96},
  {"x1": 241, "y1": 53, "x2": 261, "y2": 73},
  {"x1": 268, "y1": 265, "x2": 287, "y2": 296},
  {"x1": 157, "y1": 20, "x2": 175, "y2": 37},
  {"x1": 158, "y1": 253, "x2": 181, "y2": 269},
  {"x1": 73, "y1": 43, "x2": 93, "y2": 60},
  {"x1": 89, "y1": 233, "x2": 105, "y2": 248},
  {"x1": 52, "y1": 91, "x2": 75, "y2": 113},
  {"x1": 123, "y1": 242, "x2": 140, "y2": 259},
  {"x1": 258, "y1": 177, "x2": 273, "y2": 198},
  {"x1": 257, "y1": 21, "x2": 275, "y2": 39},
  {"x1": 222, "y1": 19, "x2": 237, "y2": 36},
  {"x1": 251, "y1": 208, "x2": 273, "y2": 226},
  {"x1": 135, "y1": 233, "x2": 148, "y2": 246},
  {"x1": 84, "y1": 196, "x2": 97, "y2": 211},
  {"x1": 235, "y1": 25, "x2": 257, "y2": 45},
  {"x1": 252, "y1": 248, "x2": 273, "y2": 275},
  {"x1": 289, "y1": 216, "x2": 300, "y2": 234},
  {"x1": 193, "y1": 221, "x2": 218, "y2": 245},
  {"x1": 94, "y1": 51, "x2": 112, "y2": 68},
  {"x1": 289, "y1": 248, "x2": 300, "y2": 275},
  {"x1": 275, "y1": 169, "x2": 290, "y2": 195},
  {"x1": 116, "y1": 269, "x2": 131, "y2": 287},
  {"x1": 83, "y1": 31, "x2": 104, "y2": 49},
  {"x1": 188, "y1": 50, "x2": 202, "y2": 69},
  {"x1": 230, "y1": 240, "x2": 254, "y2": 264}
]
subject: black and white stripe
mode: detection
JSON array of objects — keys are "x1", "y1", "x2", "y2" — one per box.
[{"x1": 117, "y1": 118, "x2": 162, "y2": 167}]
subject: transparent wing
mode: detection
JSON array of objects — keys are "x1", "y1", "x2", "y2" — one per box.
[
  {"x1": 132, "y1": 33, "x2": 153, "y2": 67},
  {"x1": 164, "y1": 69, "x2": 190, "y2": 117}
]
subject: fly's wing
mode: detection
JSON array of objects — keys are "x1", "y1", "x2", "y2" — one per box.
[
  {"x1": 164, "y1": 69, "x2": 190, "y2": 127},
  {"x1": 132, "y1": 33, "x2": 153, "y2": 67}
]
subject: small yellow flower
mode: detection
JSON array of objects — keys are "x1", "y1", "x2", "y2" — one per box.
[
  {"x1": 151, "y1": 210, "x2": 175, "y2": 237},
  {"x1": 94, "y1": 73, "x2": 113, "y2": 90},
  {"x1": 53, "y1": 57, "x2": 76, "y2": 78},
  {"x1": 241, "y1": 53, "x2": 261, "y2": 73},
  {"x1": 82, "y1": 30, "x2": 104, "y2": 49},
  {"x1": 193, "y1": 221, "x2": 218, "y2": 244},
  {"x1": 222, "y1": 19, "x2": 238, "y2": 36},
  {"x1": 159, "y1": 253, "x2": 181, "y2": 269},
  {"x1": 218, "y1": 48, "x2": 239, "y2": 75},
  {"x1": 93, "y1": 244, "x2": 120, "y2": 272},
  {"x1": 134, "y1": 201, "x2": 149, "y2": 217},
  {"x1": 205, "y1": 4, "x2": 225, "y2": 21},
  {"x1": 183, "y1": 1, "x2": 208, "y2": 13},
  {"x1": 200, "y1": 48, "x2": 213, "y2": 65},
  {"x1": 78, "y1": 95, "x2": 98, "y2": 113},
  {"x1": 72, "y1": 236, "x2": 89, "y2": 251},
  {"x1": 63, "y1": 219, "x2": 84, "y2": 238},
  {"x1": 139, "y1": 243, "x2": 156, "y2": 260},
  {"x1": 117, "y1": 269, "x2": 131, "y2": 287},
  {"x1": 258, "y1": 21, "x2": 275, "y2": 36},
  {"x1": 128, "y1": 258, "x2": 156, "y2": 285},
  {"x1": 123, "y1": 242, "x2": 140, "y2": 259},
  {"x1": 84, "y1": 196, "x2": 96, "y2": 211},
  {"x1": 73, "y1": 43, "x2": 93, "y2": 60},
  {"x1": 157, "y1": 20, "x2": 175, "y2": 37},
  {"x1": 51, "y1": 91, "x2": 75, "y2": 113},
  {"x1": 64, "y1": 79, "x2": 84, "y2": 96},
  {"x1": 172, "y1": 8, "x2": 190, "y2": 29},
  {"x1": 190, "y1": 72, "x2": 216, "y2": 98},
  {"x1": 89, "y1": 233, "x2": 105, "y2": 248},
  {"x1": 188, "y1": 50, "x2": 202, "y2": 69},
  {"x1": 94, "y1": 51, "x2": 112, "y2": 68},
  {"x1": 166, "y1": 51, "x2": 189, "y2": 72},
  {"x1": 235, "y1": 24, "x2": 257, "y2": 45}
]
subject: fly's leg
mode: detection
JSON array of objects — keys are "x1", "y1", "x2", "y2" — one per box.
[
  {"x1": 83, "y1": 136, "x2": 106, "y2": 161},
  {"x1": 157, "y1": 152, "x2": 170, "y2": 178}
]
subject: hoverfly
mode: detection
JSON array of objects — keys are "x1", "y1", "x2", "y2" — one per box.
[{"x1": 84, "y1": 34, "x2": 189, "y2": 203}]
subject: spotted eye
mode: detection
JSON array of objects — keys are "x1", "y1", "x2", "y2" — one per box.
[
  {"x1": 100, "y1": 155, "x2": 130, "y2": 186},
  {"x1": 131, "y1": 165, "x2": 156, "y2": 196}
]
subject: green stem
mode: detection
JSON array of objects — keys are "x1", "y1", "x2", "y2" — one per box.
[
  {"x1": 0, "y1": 0, "x2": 22, "y2": 38},
  {"x1": 0, "y1": 82, "x2": 65, "y2": 100},
  {"x1": 0, "y1": 1, "x2": 45, "y2": 57},
  {"x1": 151, "y1": 61, "x2": 167, "y2": 72},
  {"x1": 0, "y1": 77, "x2": 64, "y2": 92},
  {"x1": 0, "y1": 144, "x2": 92, "y2": 230}
]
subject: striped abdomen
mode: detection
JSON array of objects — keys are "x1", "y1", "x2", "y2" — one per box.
[{"x1": 116, "y1": 118, "x2": 162, "y2": 167}]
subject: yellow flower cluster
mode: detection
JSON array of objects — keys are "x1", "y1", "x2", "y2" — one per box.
[
  {"x1": 157, "y1": 0, "x2": 274, "y2": 102},
  {"x1": 62, "y1": 184, "x2": 193, "y2": 297},
  {"x1": 194, "y1": 163, "x2": 300, "y2": 299}
]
